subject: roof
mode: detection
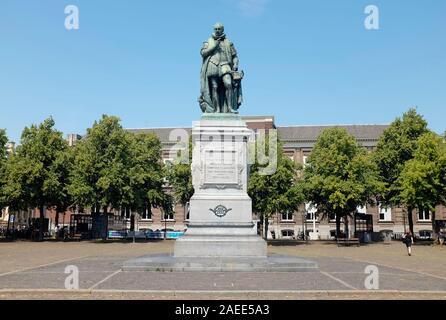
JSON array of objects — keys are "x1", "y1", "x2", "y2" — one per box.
[
  {"x1": 277, "y1": 124, "x2": 389, "y2": 141},
  {"x1": 128, "y1": 124, "x2": 389, "y2": 145},
  {"x1": 127, "y1": 128, "x2": 191, "y2": 143}
]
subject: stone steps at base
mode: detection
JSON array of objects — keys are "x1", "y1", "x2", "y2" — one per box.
[{"x1": 122, "y1": 254, "x2": 319, "y2": 272}]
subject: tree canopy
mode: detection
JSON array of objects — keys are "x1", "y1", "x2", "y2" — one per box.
[
  {"x1": 2, "y1": 118, "x2": 69, "y2": 240},
  {"x1": 398, "y1": 132, "x2": 446, "y2": 232},
  {"x1": 248, "y1": 139, "x2": 303, "y2": 239},
  {"x1": 166, "y1": 137, "x2": 194, "y2": 216},
  {"x1": 0, "y1": 129, "x2": 8, "y2": 210},
  {"x1": 127, "y1": 133, "x2": 166, "y2": 213},
  {"x1": 303, "y1": 127, "x2": 383, "y2": 238},
  {"x1": 69, "y1": 115, "x2": 166, "y2": 216},
  {"x1": 373, "y1": 108, "x2": 429, "y2": 233}
]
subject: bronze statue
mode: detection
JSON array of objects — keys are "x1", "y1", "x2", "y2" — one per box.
[{"x1": 199, "y1": 23, "x2": 243, "y2": 114}]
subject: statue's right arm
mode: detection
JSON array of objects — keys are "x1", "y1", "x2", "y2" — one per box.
[{"x1": 201, "y1": 41, "x2": 217, "y2": 58}]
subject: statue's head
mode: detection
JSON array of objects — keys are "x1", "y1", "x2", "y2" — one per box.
[{"x1": 213, "y1": 23, "x2": 224, "y2": 37}]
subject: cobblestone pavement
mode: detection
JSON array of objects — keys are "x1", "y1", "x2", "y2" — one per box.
[{"x1": 0, "y1": 240, "x2": 445, "y2": 299}]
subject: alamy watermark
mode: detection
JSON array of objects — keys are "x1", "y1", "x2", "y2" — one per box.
[
  {"x1": 64, "y1": 265, "x2": 79, "y2": 290},
  {"x1": 65, "y1": 5, "x2": 79, "y2": 30},
  {"x1": 364, "y1": 5, "x2": 380, "y2": 30},
  {"x1": 364, "y1": 265, "x2": 379, "y2": 290},
  {"x1": 167, "y1": 127, "x2": 278, "y2": 175}
]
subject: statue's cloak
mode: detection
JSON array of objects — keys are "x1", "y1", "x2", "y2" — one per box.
[
  {"x1": 199, "y1": 36, "x2": 243, "y2": 113},
  {"x1": 199, "y1": 48, "x2": 216, "y2": 113}
]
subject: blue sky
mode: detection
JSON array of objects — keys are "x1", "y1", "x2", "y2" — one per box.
[{"x1": 0, "y1": 0, "x2": 445, "y2": 143}]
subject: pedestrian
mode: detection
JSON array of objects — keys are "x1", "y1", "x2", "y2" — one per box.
[{"x1": 403, "y1": 231, "x2": 414, "y2": 256}]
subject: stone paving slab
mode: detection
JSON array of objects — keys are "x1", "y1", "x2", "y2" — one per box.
[
  {"x1": 1, "y1": 242, "x2": 446, "y2": 297},
  {"x1": 314, "y1": 257, "x2": 415, "y2": 275},
  {"x1": 96, "y1": 271, "x2": 344, "y2": 291},
  {"x1": 122, "y1": 254, "x2": 318, "y2": 272},
  {"x1": 1, "y1": 255, "x2": 445, "y2": 292},
  {"x1": 2, "y1": 290, "x2": 446, "y2": 300}
]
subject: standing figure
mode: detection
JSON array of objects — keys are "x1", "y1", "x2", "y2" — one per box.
[
  {"x1": 403, "y1": 231, "x2": 414, "y2": 256},
  {"x1": 199, "y1": 23, "x2": 243, "y2": 113}
]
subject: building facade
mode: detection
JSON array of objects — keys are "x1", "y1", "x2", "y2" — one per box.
[
  {"x1": 129, "y1": 116, "x2": 445, "y2": 240},
  {"x1": 2, "y1": 116, "x2": 443, "y2": 240}
]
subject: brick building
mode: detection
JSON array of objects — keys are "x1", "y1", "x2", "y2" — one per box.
[
  {"x1": 129, "y1": 116, "x2": 445, "y2": 241},
  {"x1": 2, "y1": 116, "x2": 444, "y2": 240}
]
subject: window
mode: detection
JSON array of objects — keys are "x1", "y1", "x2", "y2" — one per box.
[
  {"x1": 357, "y1": 206, "x2": 367, "y2": 214},
  {"x1": 305, "y1": 203, "x2": 317, "y2": 221},
  {"x1": 302, "y1": 156, "x2": 309, "y2": 167},
  {"x1": 121, "y1": 207, "x2": 131, "y2": 219},
  {"x1": 163, "y1": 211, "x2": 174, "y2": 221},
  {"x1": 141, "y1": 205, "x2": 152, "y2": 220},
  {"x1": 281, "y1": 211, "x2": 293, "y2": 221},
  {"x1": 379, "y1": 206, "x2": 392, "y2": 221},
  {"x1": 281, "y1": 229, "x2": 295, "y2": 238},
  {"x1": 329, "y1": 212, "x2": 336, "y2": 222},
  {"x1": 91, "y1": 206, "x2": 99, "y2": 214},
  {"x1": 418, "y1": 230, "x2": 432, "y2": 240},
  {"x1": 418, "y1": 208, "x2": 431, "y2": 221}
]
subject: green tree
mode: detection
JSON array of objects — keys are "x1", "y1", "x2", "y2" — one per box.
[
  {"x1": 2, "y1": 118, "x2": 69, "y2": 241},
  {"x1": 373, "y1": 108, "x2": 429, "y2": 234},
  {"x1": 166, "y1": 137, "x2": 194, "y2": 220},
  {"x1": 51, "y1": 146, "x2": 75, "y2": 230},
  {"x1": 69, "y1": 115, "x2": 166, "y2": 237},
  {"x1": 248, "y1": 140, "x2": 303, "y2": 240},
  {"x1": 0, "y1": 129, "x2": 8, "y2": 211},
  {"x1": 127, "y1": 133, "x2": 166, "y2": 217},
  {"x1": 69, "y1": 115, "x2": 136, "y2": 217},
  {"x1": 398, "y1": 132, "x2": 446, "y2": 235},
  {"x1": 303, "y1": 127, "x2": 383, "y2": 239}
]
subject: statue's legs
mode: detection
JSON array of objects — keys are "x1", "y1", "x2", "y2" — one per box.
[
  {"x1": 222, "y1": 74, "x2": 236, "y2": 113},
  {"x1": 210, "y1": 77, "x2": 221, "y2": 113}
]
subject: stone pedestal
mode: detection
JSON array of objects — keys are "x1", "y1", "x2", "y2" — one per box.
[
  {"x1": 123, "y1": 114, "x2": 318, "y2": 272},
  {"x1": 174, "y1": 114, "x2": 267, "y2": 258}
]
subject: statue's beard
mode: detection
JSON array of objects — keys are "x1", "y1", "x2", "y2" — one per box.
[{"x1": 213, "y1": 32, "x2": 226, "y2": 40}]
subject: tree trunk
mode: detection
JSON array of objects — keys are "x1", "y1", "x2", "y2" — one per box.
[
  {"x1": 335, "y1": 214, "x2": 341, "y2": 239},
  {"x1": 102, "y1": 206, "x2": 108, "y2": 242},
  {"x1": 259, "y1": 214, "x2": 264, "y2": 238},
  {"x1": 6, "y1": 210, "x2": 11, "y2": 240},
  {"x1": 39, "y1": 205, "x2": 45, "y2": 242},
  {"x1": 264, "y1": 216, "x2": 269, "y2": 240},
  {"x1": 344, "y1": 215, "x2": 349, "y2": 239},
  {"x1": 408, "y1": 207, "x2": 414, "y2": 235},
  {"x1": 432, "y1": 210, "x2": 437, "y2": 239},
  {"x1": 55, "y1": 210, "x2": 60, "y2": 229}
]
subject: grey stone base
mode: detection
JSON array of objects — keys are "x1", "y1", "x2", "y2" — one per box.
[
  {"x1": 122, "y1": 254, "x2": 318, "y2": 272},
  {"x1": 174, "y1": 235, "x2": 267, "y2": 258}
]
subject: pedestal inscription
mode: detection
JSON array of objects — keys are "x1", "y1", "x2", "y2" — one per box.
[
  {"x1": 203, "y1": 150, "x2": 239, "y2": 188},
  {"x1": 205, "y1": 162, "x2": 237, "y2": 184}
]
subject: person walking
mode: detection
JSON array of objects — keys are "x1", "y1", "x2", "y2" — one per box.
[{"x1": 403, "y1": 231, "x2": 414, "y2": 256}]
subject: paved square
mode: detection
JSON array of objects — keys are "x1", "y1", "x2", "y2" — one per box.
[{"x1": 1, "y1": 241, "x2": 446, "y2": 299}]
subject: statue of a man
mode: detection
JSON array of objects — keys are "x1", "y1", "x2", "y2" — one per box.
[{"x1": 199, "y1": 23, "x2": 243, "y2": 114}]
